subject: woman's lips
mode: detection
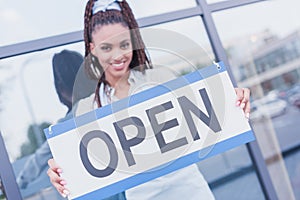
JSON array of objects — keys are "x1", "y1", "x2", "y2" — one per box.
[{"x1": 111, "y1": 61, "x2": 126, "y2": 70}]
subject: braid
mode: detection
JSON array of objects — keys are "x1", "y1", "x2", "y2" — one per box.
[
  {"x1": 84, "y1": 0, "x2": 94, "y2": 57},
  {"x1": 119, "y1": 1, "x2": 139, "y2": 29},
  {"x1": 94, "y1": 74, "x2": 108, "y2": 108},
  {"x1": 84, "y1": 0, "x2": 100, "y2": 81},
  {"x1": 119, "y1": 1, "x2": 152, "y2": 71}
]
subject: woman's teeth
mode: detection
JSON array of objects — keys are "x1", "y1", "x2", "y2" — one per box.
[{"x1": 112, "y1": 62, "x2": 124, "y2": 67}]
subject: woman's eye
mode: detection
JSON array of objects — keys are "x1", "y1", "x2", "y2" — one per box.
[
  {"x1": 121, "y1": 42, "x2": 130, "y2": 50},
  {"x1": 100, "y1": 46, "x2": 111, "y2": 51}
]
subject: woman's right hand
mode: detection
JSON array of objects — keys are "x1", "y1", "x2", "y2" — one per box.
[{"x1": 47, "y1": 158, "x2": 70, "y2": 198}]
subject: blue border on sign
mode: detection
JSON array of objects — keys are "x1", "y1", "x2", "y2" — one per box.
[
  {"x1": 45, "y1": 62, "x2": 226, "y2": 139},
  {"x1": 73, "y1": 130, "x2": 255, "y2": 200}
]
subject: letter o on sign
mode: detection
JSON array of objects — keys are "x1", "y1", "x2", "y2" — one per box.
[{"x1": 80, "y1": 130, "x2": 118, "y2": 177}]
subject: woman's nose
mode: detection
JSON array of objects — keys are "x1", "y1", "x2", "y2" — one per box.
[{"x1": 112, "y1": 48, "x2": 124, "y2": 60}]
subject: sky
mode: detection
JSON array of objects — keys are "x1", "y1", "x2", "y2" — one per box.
[{"x1": 1, "y1": 0, "x2": 300, "y2": 160}]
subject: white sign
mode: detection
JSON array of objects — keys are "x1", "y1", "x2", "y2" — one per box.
[{"x1": 45, "y1": 62, "x2": 255, "y2": 200}]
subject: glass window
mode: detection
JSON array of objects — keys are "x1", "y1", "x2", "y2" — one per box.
[
  {"x1": 199, "y1": 145, "x2": 264, "y2": 199},
  {"x1": 206, "y1": 0, "x2": 228, "y2": 4},
  {"x1": 0, "y1": 42, "x2": 87, "y2": 199},
  {"x1": 0, "y1": 0, "x2": 86, "y2": 46},
  {"x1": 143, "y1": 17, "x2": 215, "y2": 75},
  {"x1": 0, "y1": 42, "x2": 84, "y2": 160},
  {"x1": 0, "y1": 14, "x2": 266, "y2": 199},
  {"x1": 128, "y1": 0, "x2": 196, "y2": 18},
  {"x1": 213, "y1": 0, "x2": 300, "y2": 199}
]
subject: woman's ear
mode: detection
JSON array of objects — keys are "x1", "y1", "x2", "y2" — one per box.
[{"x1": 90, "y1": 42, "x2": 96, "y2": 55}]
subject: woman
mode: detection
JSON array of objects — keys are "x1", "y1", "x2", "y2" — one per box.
[{"x1": 47, "y1": 0, "x2": 250, "y2": 199}]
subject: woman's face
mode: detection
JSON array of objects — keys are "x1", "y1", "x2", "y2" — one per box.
[{"x1": 90, "y1": 23, "x2": 133, "y2": 84}]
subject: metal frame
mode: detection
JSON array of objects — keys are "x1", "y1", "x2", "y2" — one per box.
[
  {"x1": 0, "y1": 0, "x2": 277, "y2": 199},
  {"x1": 0, "y1": 132, "x2": 22, "y2": 200}
]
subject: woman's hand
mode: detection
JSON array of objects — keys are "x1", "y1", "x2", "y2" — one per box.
[
  {"x1": 47, "y1": 158, "x2": 69, "y2": 198},
  {"x1": 234, "y1": 88, "x2": 251, "y2": 120}
]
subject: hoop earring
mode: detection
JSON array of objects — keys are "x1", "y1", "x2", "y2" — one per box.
[{"x1": 90, "y1": 54, "x2": 103, "y2": 79}]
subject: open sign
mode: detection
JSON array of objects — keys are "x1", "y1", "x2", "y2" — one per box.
[{"x1": 45, "y1": 62, "x2": 254, "y2": 200}]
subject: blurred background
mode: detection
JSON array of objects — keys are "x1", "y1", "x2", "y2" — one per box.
[{"x1": 0, "y1": 0, "x2": 299, "y2": 199}]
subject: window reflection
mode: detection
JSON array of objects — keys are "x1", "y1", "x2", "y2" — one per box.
[
  {"x1": 206, "y1": 0, "x2": 228, "y2": 4},
  {"x1": 128, "y1": 0, "x2": 196, "y2": 18},
  {"x1": 213, "y1": 0, "x2": 300, "y2": 199},
  {"x1": 145, "y1": 17, "x2": 214, "y2": 74},
  {"x1": 0, "y1": 1, "x2": 86, "y2": 46},
  {"x1": 236, "y1": 31, "x2": 300, "y2": 97},
  {"x1": 0, "y1": 42, "x2": 85, "y2": 200}
]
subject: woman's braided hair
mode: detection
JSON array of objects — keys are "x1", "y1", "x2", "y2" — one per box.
[{"x1": 83, "y1": 0, "x2": 152, "y2": 107}]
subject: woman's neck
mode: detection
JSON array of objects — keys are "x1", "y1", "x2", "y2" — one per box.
[
  {"x1": 106, "y1": 70, "x2": 130, "y2": 87},
  {"x1": 105, "y1": 70, "x2": 130, "y2": 99}
]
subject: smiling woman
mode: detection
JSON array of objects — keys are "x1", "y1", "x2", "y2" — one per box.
[
  {"x1": 45, "y1": 0, "x2": 253, "y2": 199},
  {"x1": 46, "y1": 0, "x2": 218, "y2": 199}
]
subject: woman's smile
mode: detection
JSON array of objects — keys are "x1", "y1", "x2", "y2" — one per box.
[{"x1": 111, "y1": 60, "x2": 127, "y2": 70}]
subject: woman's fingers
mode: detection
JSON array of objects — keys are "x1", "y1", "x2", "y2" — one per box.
[
  {"x1": 234, "y1": 88, "x2": 251, "y2": 119},
  {"x1": 243, "y1": 88, "x2": 251, "y2": 118},
  {"x1": 48, "y1": 158, "x2": 61, "y2": 173},
  {"x1": 47, "y1": 158, "x2": 70, "y2": 198},
  {"x1": 244, "y1": 101, "x2": 250, "y2": 119},
  {"x1": 47, "y1": 166, "x2": 62, "y2": 185}
]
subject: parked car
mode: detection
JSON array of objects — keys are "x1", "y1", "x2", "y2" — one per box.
[
  {"x1": 289, "y1": 93, "x2": 300, "y2": 109},
  {"x1": 284, "y1": 84, "x2": 300, "y2": 109},
  {"x1": 250, "y1": 97, "x2": 288, "y2": 121},
  {"x1": 286, "y1": 84, "x2": 300, "y2": 99}
]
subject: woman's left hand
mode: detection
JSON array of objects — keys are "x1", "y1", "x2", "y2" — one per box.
[{"x1": 234, "y1": 88, "x2": 251, "y2": 120}]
